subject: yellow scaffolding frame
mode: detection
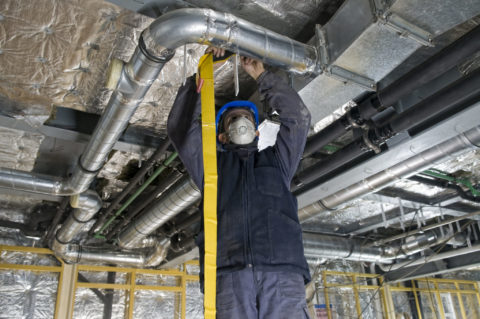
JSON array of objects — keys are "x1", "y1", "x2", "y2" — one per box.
[
  {"x1": 0, "y1": 245, "x2": 65, "y2": 318},
  {"x1": 0, "y1": 245, "x2": 199, "y2": 319},
  {"x1": 320, "y1": 270, "x2": 480, "y2": 319},
  {"x1": 3, "y1": 245, "x2": 480, "y2": 319}
]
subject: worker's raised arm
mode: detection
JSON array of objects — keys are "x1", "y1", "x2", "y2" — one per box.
[
  {"x1": 167, "y1": 76, "x2": 204, "y2": 190},
  {"x1": 257, "y1": 70, "x2": 311, "y2": 183}
]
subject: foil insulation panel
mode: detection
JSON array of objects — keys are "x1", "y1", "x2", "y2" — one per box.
[
  {"x1": 0, "y1": 127, "x2": 44, "y2": 171},
  {"x1": 73, "y1": 288, "x2": 126, "y2": 319},
  {"x1": 0, "y1": 0, "x2": 205, "y2": 134},
  {"x1": 0, "y1": 270, "x2": 59, "y2": 319}
]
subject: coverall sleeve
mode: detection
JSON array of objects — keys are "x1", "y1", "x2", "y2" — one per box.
[
  {"x1": 257, "y1": 71, "x2": 311, "y2": 184},
  {"x1": 167, "y1": 76, "x2": 204, "y2": 190}
]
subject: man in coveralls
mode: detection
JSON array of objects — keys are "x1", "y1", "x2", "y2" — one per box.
[{"x1": 167, "y1": 47, "x2": 312, "y2": 319}]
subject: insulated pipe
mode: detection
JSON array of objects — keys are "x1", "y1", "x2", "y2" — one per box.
[
  {"x1": 302, "y1": 230, "x2": 452, "y2": 264},
  {"x1": 302, "y1": 24, "x2": 480, "y2": 157},
  {"x1": 117, "y1": 175, "x2": 201, "y2": 249},
  {"x1": 294, "y1": 70, "x2": 480, "y2": 190},
  {"x1": 302, "y1": 232, "x2": 399, "y2": 264},
  {"x1": 52, "y1": 238, "x2": 171, "y2": 268},
  {"x1": 144, "y1": 8, "x2": 318, "y2": 74},
  {"x1": 378, "y1": 244, "x2": 480, "y2": 272},
  {"x1": 91, "y1": 139, "x2": 171, "y2": 235},
  {"x1": 377, "y1": 24, "x2": 480, "y2": 108},
  {"x1": 105, "y1": 169, "x2": 184, "y2": 240},
  {"x1": 55, "y1": 191, "x2": 103, "y2": 244},
  {"x1": 298, "y1": 125, "x2": 480, "y2": 222},
  {"x1": 64, "y1": 47, "x2": 173, "y2": 194}
]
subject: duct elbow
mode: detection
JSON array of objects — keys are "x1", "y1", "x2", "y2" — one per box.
[
  {"x1": 144, "y1": 238, "x2": 171, "y2": 267},
  {"x1": 144, "y1": 8, "x2": 317, "y2": 74}
]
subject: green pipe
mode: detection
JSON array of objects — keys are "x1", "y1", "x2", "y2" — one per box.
[
  {"x1": 422, "y1": 169, "x2": 480, "y2": 197},
  {"x1": 94, "y1": 152, "x2": 179, "y2": 238}
]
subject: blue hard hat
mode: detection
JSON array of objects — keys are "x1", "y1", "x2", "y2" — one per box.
[{"x1": 215, "y1": 100, "x2": 259, "y2": 134}]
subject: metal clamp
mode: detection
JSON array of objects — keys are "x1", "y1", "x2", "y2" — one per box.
[{"x1": 362, "y1": 130, "x2": 382, "y2": 154}]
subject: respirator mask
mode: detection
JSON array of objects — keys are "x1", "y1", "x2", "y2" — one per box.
[
  {"x1": 216, "y1": 101, "x2": 259, "y2": 146},
  {"x1": 226, "y1": 115, "x2": 257, "y2": 145}
]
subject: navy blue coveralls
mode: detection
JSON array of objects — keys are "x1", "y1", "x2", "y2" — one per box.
[{"x1": 167, "y1": 70, "x2": 312, "y2": 318}]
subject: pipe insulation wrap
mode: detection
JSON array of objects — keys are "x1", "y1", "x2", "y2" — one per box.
[
  {"x1": 118, "y1": 176, "x2": 201, "y2": 249},
  {"x1": 55, "y1": 191, "x2": 102, "y2": 244},
  {"x1": 298, "y1": 125, "x2": 480, "y2": 222},
  {"x1": 65, "y1": 48, "x2": 169, "y2": 194},
  {"x1": 144, "y1": 8, "x2": 318, "y2": 74}
]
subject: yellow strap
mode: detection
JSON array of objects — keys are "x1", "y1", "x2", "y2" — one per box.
[{"x1": 198, "y1": 53, "x2": 217, "y2": 319}]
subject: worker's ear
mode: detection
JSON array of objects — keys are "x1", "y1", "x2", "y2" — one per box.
[
  {"x1": 255, "y1": 130, "x2": 259, "y2": 137},
  {"x1": 218, "y1": 133, "x2": 228, "y2": 144}
]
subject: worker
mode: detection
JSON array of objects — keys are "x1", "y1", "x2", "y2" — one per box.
[{"x1": 167, "y1": 47, "x2": 312, "y2": 319}]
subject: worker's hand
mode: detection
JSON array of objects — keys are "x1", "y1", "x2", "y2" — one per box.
[
  {"x1": 205, "y1": 46, "x2": 226, "y2": 58},
  {"x1": 241, "y1": 57, "x2": 265, "y2": 81}
]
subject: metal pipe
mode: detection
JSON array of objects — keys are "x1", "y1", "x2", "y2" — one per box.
[
  {"x1": 387, "y1": 69, "x2": 480, "y2": 134},
  {"x1": 52, "y1": 237, "x2": 171, "y2": 268},
  {"x1": 117, "y1": 175, "x2": 201, "y2": 249},
  {"x1": 294, "y1": 70, "x2": 480, "y2": 191},
  {"x1": 144, "y1": 8, "x2": 318, "y2": 74},
  {"x1": 55, "y1": 191, "x2": 102, "y2": 244},
  {"x1": 302, "y1": 232, "x2": 399, "y2": 264},
  {"x1": 95, "y1": 152, "x2": 179, "y2": 237},
  {"x1": 378, "y1": 244, "x2": 480, "y2": 272},
  {"x1": 91, "y1": 139, "x2": 171, "y2": 235},
  {"x1": 298, "y1": 125, "x2": 480, "y2": 222},
  {"x1": 377, "y1": 24, "x2": 480, "y2": 108},
  {"x1": 301, "y1": 24, "x2": 480, "y2": 157},
  {"x1": 104, "y1": 169, "x2": 184, "y2": 240},
  {"x1": 372, "y1": 210, "x2": 480, "y2": 246}
]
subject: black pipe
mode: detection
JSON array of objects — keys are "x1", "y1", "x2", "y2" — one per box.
[
  {"x1": 0, "y1": 220, "x2": 43, "y2": 237},
  {"x1": 103, "y1": 271, "x2": 116, "y2": 319},
  {"x1": 294, "y1": 69, "x2": 480, "y2": 193},
  {"x1": 377, "y1": 24, "x2": 480, "y2": 107},
  {"x1": 302, "y1": 24, "x2": 480, "y2": 157},
  {"x1": 161, "y1": 211, "x2": 201, "y2": 238},
  {"x1": 293, "y1": 139, "x2": 371, "y2": 189},
  {"x1": 303, "y1": 116, "x2": 352, "y2": 157},
  {"x1": 44, "y1": 197, "x2": 70, "y2": 244},
  {"x1": 170, "y1": 234, "x2": 196, "y2": 252},
  {"x1": 104, "y1": 169, "x2": 184, "y2": 240},
  {"x1": 89, "y1": 138, "x2": 171, "y2": 236},
  {"x1": 386, "y1": 69, "x2": 480, "y2": 135}
]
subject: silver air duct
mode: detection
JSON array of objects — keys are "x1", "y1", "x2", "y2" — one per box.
[
  {"x1": 55, "y1": 191, "x2": 103, "y2": 244},
  {"x1": 144, "y1": 8, "x2": 317, "y2": 74},
  {"x1": 118, "y1": 176, "x2": 201, "y2": 249},
  {"x1": 379, "y1": 244, "x2": 480, "y2": 272},
  {"x1": 53, "y1": 238, "x2": 171, "y2": 268},
  {"x1": 303, "y1": 227, "x2": 458, "y2": 264},
  {"x1": 0, "y1": 8, "x2": 315, "y2": 264},
  {"x1": 298, "y1": 125, "x2": 480, "y2": 222}
]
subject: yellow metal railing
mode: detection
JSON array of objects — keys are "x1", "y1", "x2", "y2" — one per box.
[
  {"x1": 0, "y1": 245, "x2": 65, "y2": 318},
  {"x1": 3, "y1": 245, "x2": 480, "y2": 319},
  {"x1": 319, "y1": 270, "x2": 480, "y2": 319}
]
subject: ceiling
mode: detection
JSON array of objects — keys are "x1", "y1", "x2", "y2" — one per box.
[{"x1": 1, "y1": 0, "x2": 480, "y2": 280}]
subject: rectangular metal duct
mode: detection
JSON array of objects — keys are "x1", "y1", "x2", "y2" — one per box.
[{"x1": 299, "y1": 0, "x2": 480, "y2": 125}]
